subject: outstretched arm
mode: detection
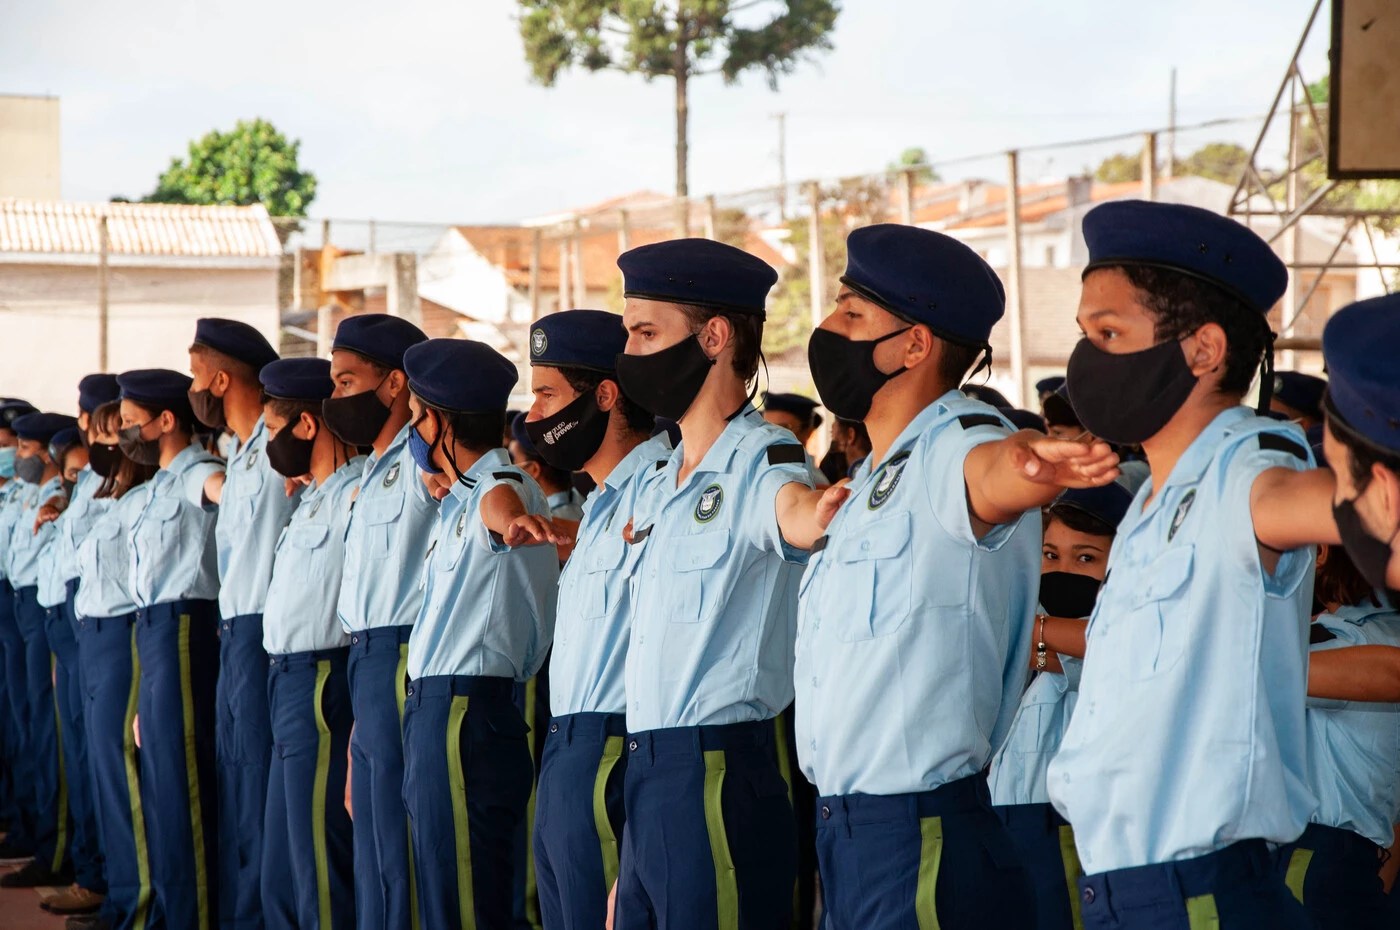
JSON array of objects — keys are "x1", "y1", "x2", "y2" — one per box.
[
  {"x1": 1252, "y1": 466, "x2": 1339, "y2": 551},
  {"x1": 1308, "y1": 644, "x2": 1400, "y2": 702},
  {"x1": 964, "y1": 433, "x2": 1120, "y2": 532}
]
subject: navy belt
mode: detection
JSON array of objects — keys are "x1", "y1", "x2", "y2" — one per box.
[
  {"x1": 548, "y1": 711, "x2": 628, "y2": 744},
  {"x1": 817, "y1": 772, "x2": 993, "y2": 828},
  {"x1": 1291, "y1": 822, "x2": 1382, "y2": 862},
  {"x1": 1080, "y1": 839, "x2": 1272, "y2": 910},
  {"x1": 995, "y1": 800, "x2": 1070, "y2": 832},
  {"x1": 405, "y1": 674, "x2": 514, "y2": 706},
  {"x1": 347, "y1": 625, "x2": 414, "y2": 649},
  {"x1": 626, "y1": 718, "x2": 773, "y2": 761},
  {"x1": 269, "y1": 648, "x2": 351, "y2": 670}
]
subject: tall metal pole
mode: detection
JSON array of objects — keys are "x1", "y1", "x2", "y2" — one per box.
[
  {"x1": 97, "y1": 215, "x2": 109, "y2": 371},
  {"x1": 1167, "y1": 68, "x2": 1177, "y2": 179},
  {"x1": 529, "y1": 228, "x2": 542, "y2": 320},
  {"x1": 1141, "y1": 132, "x2": 1158, "y2": 201},
  {"x1": 1005, "y1": 151, "x2": 1027, "y2": 405},
  {"x1": 808, "y1": 182, "x2": 824, "y2": 330},
  {"x1": 773, "y1": 112, "x2": 788, "y2": 221},
  {"x1": 571, "y1": 222, "x2": 585, "y2": 310},
  {"x1": 900, "y1": 169, "x2": 915, "y2": 225},
  {"x1": 1282, "y1": 86, "x2": 1301, "y2": 369},
  {"x1": 704, "y1": 195, "x2": 717, "y2": 240}
]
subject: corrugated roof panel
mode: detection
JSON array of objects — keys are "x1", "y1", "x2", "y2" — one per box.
[{"x1": 0, "y1": 198, "x2": 282, "y2": 258}]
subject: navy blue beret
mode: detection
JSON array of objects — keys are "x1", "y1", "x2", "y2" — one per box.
[
  {"x1": 117, "y1": 369, "x2": 195, "y2": 415},
  {"x1": 842, "y1": 224, "x2": 1005, "y2": 346},
  {"x1": 1322, "y1": 293, "x2": 1400, "y2": 453},
  {"x1": 962, "y1": 383, "x2": 1011, "y2": 408},
  {"x1": 78, "y1": 374, "x2": 121, "y2": 413},
  {"x1": 1082, "y1": 200, "x2": 1286, "y2": 314},
  {"x1": 193, "y1": 318, "x2": 279, "y2": 371},
  {"x1": 12, "y1": 412, "x2": 79, "y2": 442},
  {"x1": 1052, "y1": 468, "x2": 1147, "y2": 531},
  {"x1": 618, "y1": 238, "x2": 778, "y2": 318},
  {"x1": 49, "y1": 427, "x2": 82, "y2": 459},
  {"x1": 404, "y1": 339, "x2": 518, "y2": 414},
  {"x1": 333, "y1": 314, "x2": 428, "y2": 370},
  {"x1": 0, "y1": 400, "x2": 38, "y2": 429},
  {"x1": 1035, "y1": 376, "x2": 1066, "y2": 396},
  {"x1": 529, "y1": 309, "x2": 627, "y2": 373},
  {"x1": 509, "y1": 412, "x2": 536, "y2": 455},
  {"x1": 762, "y1": 391, "x2": 822, "y2": 425},
  {"x1": 1042, "y1": 386, "x2": 1080, "y2": 428},
  {"x1": 260, "y1": 358, "x2": 333, "y2": 402},
  {"x1": 1271, "y1": 371, "x2": 1326, "y2": 420},
  {"x1": 1000, "y1": 407, "x2": 1046, "y2": 433}
]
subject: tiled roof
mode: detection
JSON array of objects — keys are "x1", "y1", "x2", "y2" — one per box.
[{"x1": 0, "y1": 198, "x2": 283, "y2": 258}]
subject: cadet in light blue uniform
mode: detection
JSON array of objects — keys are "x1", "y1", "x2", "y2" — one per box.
[
  {"x1": 792, "y1": 226, "x2": 1115, "y2": 929},
  {"x1": 609, "y1": 239, "x2": 815, "y2": 930},
  {"x1": 120, "y1": 369, "x2": 226, "y2": 930},
  {"x1": 256, "y1": 359, "x2": 362, "y2": 930},
  {"x1": 321, "y1": 313, "x2": 433, "y2": 930},
  {"x1": 0, "y1": 399, "x2": 40, "y2": 865},
  {"x1": 989, "y1": 476, "x2": 1143, "y2": 930},
  {"x1": 189, "y1": 317, "x2": 296, "y2": 930},
  {"x1": 522, "y1": 309, "x2": 668, "y2": 930},
  {"x1": 72, "y1": 397, "x2": 160, "y2": 930},
  {"x1": 399, "y1": 338, "x2": 560, "y2": 930},
  {"x1": 1048, "y1": 201, "x2": 1322, "y2": 929},
  {"x1": 1, "y1": 412, "x2": 78, "y2": 891},
  {"x1": 510, "y1": 412, "x2": 586, "y2": 521}
]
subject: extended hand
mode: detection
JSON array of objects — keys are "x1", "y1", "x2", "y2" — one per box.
[
  {"x1": 1012, "y1": 435, "x2": 1120, "y2": 488},
  {"x1": 503, "y1": 514, "x2": 572, "y2": 548},
  {"x1": 814, "y1": 479, "x2": 852, "y2": 530}
]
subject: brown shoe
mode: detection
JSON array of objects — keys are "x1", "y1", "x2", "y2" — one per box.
[{"x1": 43, "y1": 884, "x2": 105, "y2": 915}]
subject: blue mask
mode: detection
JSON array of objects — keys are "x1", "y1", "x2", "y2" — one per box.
[
  {"x1": 0, "y1": 446, "x2": 14, "y2": 479},
  {"x1": 408, "y1": 417, "x2": 442, "y2": 476}
]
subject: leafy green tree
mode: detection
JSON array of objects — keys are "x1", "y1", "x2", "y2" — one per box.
[
  {"x1": 888, "y1": 147, "x2": 940, "y2": 184},
  {"x1": 1176, "y1": 142, "x2": 1250, "y2": 184},
  {"x1": 144, "y1": 118, "x2": 317, "y2": 220},
  {"x1": 517, "y1": 1, "x2": 839, "y2": 225},
  {"x1": 1093, "y1": 151, "x2": 1141, "y2": 183}
]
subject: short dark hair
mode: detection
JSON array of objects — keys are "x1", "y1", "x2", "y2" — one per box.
[
  {"x1": 1044, "y1": 502, "x2": 1117, "y2": 539},
  {"x1": 261, "y1": 395, "x2": 322, "y2": 426},
  {"x1": 436, "y1": 407, "x2": 505, "y2": 455},
  {"x1": 127, "y1": 399, "x2": 198, "y2": 436},
  {"x1": 677, "y1": 305, "x2": 763, "y2": 381},
  {"x1": 559, "y1": 367, "x2": 654, "y2": 435},
  {"x1": 189, "y1": 343, "x2": 259, "y2": 384},
  {"x1": 1118, "y1": 264, "x2": 1269, "y2": 398},
  {"x1": 1326, "y1": 395, "x2": 1400, "y2": 491},
  {"x1": 1315, "y1": 542, "x2": 1381, "y2": 610},
  {"x1": 936, "y1": 338, "x2": 983, "y2": 389}
]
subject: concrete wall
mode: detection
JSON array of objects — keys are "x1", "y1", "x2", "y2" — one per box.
[
  {"x1": 0, "y1": 96, "x2": 60, "y2": 199},
  {"x1": 0, "y1": 262, "x2": 279, "y2": 411}
]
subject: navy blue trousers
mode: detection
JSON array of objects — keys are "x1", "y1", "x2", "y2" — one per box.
[
  {"x1": 346, "y1": 626, "x2": 416, "y2": 930},
  {"x1": 402, "y1": 675, "x2": 532, "y2": 930},
  {"x1": 533, "y1": 712, "x2": 627, "y2": 930},
  {"x1": 613, "y1": 720, "x2": 796, "y2": 930},
  {"x1": 137, "y1": 599, "x2": 220, "y2": 930},
  {"x1": 0, "y1": 578, "x2": 36, "y2": 852},
  {"x1": 261, "y1": 650, "x2": 355, "y2": 930},
  {"x1": 816, "y1": 774, "x2": 1034, "y2": 930},
  {"x1": 1078, "y1": 839, "x2": 1313, "y2": 930},
  {"x1": 76, "y1": 612, "x2": 159, "y2": 930},
  {"x1": 512, "y1": 666, "x2": 549, "y2": 930},
  {"x1": 216, "y1": 612, "x2": 272, "y2": 930},
  {"x1": 997, "y1": 801, "x2": 1082, "y2": 930},
  {"x1": 53, "y1": 584, "x2": 104, "y2": 891},
  {"x1": 14, "y1": 584, "x2": 71, "y2": 874},
  {"x1": 1275, "y1": 822, "x2": 1388, "y2": 930}
]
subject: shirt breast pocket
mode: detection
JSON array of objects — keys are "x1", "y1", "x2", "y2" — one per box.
[
  {"x1": 833, "y1": 511, "x2": 914, "y2": 642},
  {"x1": 666, "y1": 529, "x2": 730, "y2": 623},
  {"x1": 287, "y1": 523, "x2": 330, "y2": 552},
  {"x1": 91, "y1": 520, "x2": 124, "y2": 581},
  {"x1": 358, "y1": 494, "x2": 402, "y2": 560},
  {"x1": 582, "y1": 536, "x2": 628, "y2": 620},
  {"x1": 1125, "y1": 545, "x2": 1194, "y2": 679},
  {"x1": 146, "y1": 496, "x2": 182, "y2": 547}
]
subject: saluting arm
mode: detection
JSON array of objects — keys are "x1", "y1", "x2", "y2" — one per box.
[
  {"x1": 1251, "y1": 466, "x2": 1340, "y2": 551},
  {"x1": 486, "y1": 485, "x2": 572, "y2": 549},
  {"x1": 964, "y1": 432, "x2": 1120, "y2": 531},
  {"x1": 774, "y1": 480, "x2": 852, "y2": 551},
  {"x1": 1307, "y1": 644, "x2": 1400, "y2": 702}
]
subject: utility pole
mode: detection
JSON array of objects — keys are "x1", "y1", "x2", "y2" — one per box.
[
  {"x1": 1005, "y1": 152, "x2": 1027, "y2": 405},
  {"x1": 773, "y1": 112, "x2": 788, "y2": 221},
  {"x1": 97, "y1": 215, "x2": 109, "y2": 371},
  {"x1": 1167, "y1": 67, "x2": 1178, "y2": 179}
]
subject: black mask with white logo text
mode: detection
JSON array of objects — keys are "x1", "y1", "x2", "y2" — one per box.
[{"x1": 525, "y1": 389, "x2": 611, "y2": 473}]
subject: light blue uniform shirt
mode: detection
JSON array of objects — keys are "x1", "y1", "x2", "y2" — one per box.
[
  {"x1": 75, "y1": 488, "x2": 148, "y2": 620},
  {"x1": 7, "y1": 475, "x2": 64, "y2": 589},
  {"x1": 989, "y1": 656, "x2": 1083, "y2": 807},
  {"x1": 550, "y1": 434, "x2": 672, "y2": 718},
  {"x1": 337, "y1": 423, "x2": 439, "y2": 633},
  {"x1": 407, "y1": 448, "x2": 559, "y2": 681},
  {"x1": 795, "y1": 395, "x2": 1039, "y2": 796},
  {"x1": 129, "y1": 443, "x2": 224, "y2": 608},
  {"x1": 0, "y1": 481, "x2": 24, "y2": 581},
  {"x1": 624, "y1": 408, "x2": 815, "y2": 732},
  {"x1": 262, "y1": 458, "x2": 364, "y2": 656},
  {"x1": 546, "y1": 488, "x2": 586, "y2": 521},
  {"x1": 1304, "y1": 605, "x2": 1400, "y2": 847},
  {"x1": 55, "y1": 468, "x2": 104, "y2": 584},
  {"x1": 216, "y1": 418, "x2": 300, "y2": 619},
  {"x1": 1049, "y1": 408, "x2": 1318, "y2": 874}
]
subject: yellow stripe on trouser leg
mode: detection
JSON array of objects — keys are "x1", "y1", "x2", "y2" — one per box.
[
  {"x1": 1284, "y1": 848, "x2": 1312, "y2": 904},
  {"x1": 1058, "y1": 824, "x2": 1084, "y2": 930},
  {"x1": 397, "y1": 644, "x2": 421, "y2": 930},
  {"x1": 524, "y1": 677, "x2": 541, "y2": 929},
  {"x1": 178, "y1": 615, "x2": 211, "y2": 930},
  {"x1": 446, "y1": 696, "x2": 476, "y2": 930},
  {"x1": 312, "y1": 660, "x2": 334, "y2": 930},
  {"x1": 702, "y1": 750, "x2": 740, "y2": 930},
  {"x1": 1185, "y1": 893, "x2": 1219, "y2": 929},
  {"x1": 592, "y1": 736, "x2": 624, "y2": 893},
  {"x1": 50, "y1": 652, "x2": 70, "y2": 873},
  {"x1": 127, "y1": 628, "x2": 154, "y2": 930},
  {"x1": 914, "y1": 816, "x2": 944, "y2": 930}
]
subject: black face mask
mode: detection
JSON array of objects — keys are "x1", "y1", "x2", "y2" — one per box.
[
  {"x1": 323, "y1": 378, "x2": 392, "y2": 446},
  {"x1": 615, "y1": 336, "x2": 714, "y2": 420},
  {"x1": 14, "y1": 454, "x2": 46, "y2": 485},
  {"x1": 525, "y1": 388, "x2": 611, "y2": 473},
  {"x1": 808, "y1": 327, "x2": 912, "y2": 421},
  {"x1": 1065, "y1": 337, "x2": 1197, "y2": 446},
  {"x1": 189, "y1": 387, "x2": 227, "y2": 430},
  {"x1": 61, "y1": 477, "x2": 76, "y2": 497},
  {"x1": 119, "y1": 423, "x2": 162, "y2": 466},
  {"x1": 266, "y1": 423, "x2": 316, "y2": 478},
  {"x1": 88, "y1": 442, "x2": 124, "y2": 479},
  {"x1": 1332, "y1": 495, "x2": 1400, "y2": 604},
  {"x1": 1038, "y1": 571, "x2": 1103, "y2": 619}
]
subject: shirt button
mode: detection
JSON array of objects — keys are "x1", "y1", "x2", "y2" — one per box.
[
  {"x1": 1062, "y1": 773, "x2": 1072, "y2": 783},
  {"x1": 820, "y1": 805, "x2": 831, "y2": 820},
  {"x1": 861, "y1": 541, "x2": 870, "y2": 551},
  {"x1": 810, "y1": 677, "x2": 818, "y2": 687},
  {"x1": 1082, "y1": 886, "x2": 1095, "y2": 905},
  {"x1": 549, "y1": 723, "x2": 559, "y2": 733},
  {"x1": 629, "y1": 740, "x2": 639, "y2": 752}
]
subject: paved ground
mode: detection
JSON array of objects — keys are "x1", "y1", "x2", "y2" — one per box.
[{"x1": 0, "y1": 861, "x2": 69, "y2": 929}]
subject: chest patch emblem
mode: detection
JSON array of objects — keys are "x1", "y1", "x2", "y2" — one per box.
[
  {"x1": 456, "y1": 511, "x2": 468, "y2": 537},
  {"x1": 384, "y1": 463, "x2": 400, "y2": 488},
  {"x1": 1168, "y1": 489, "x2": 1196, "y2": 542},
  {"x1": 695, "y1": 484, "x2": 723, "y2": 524},
  {"x1": 868, "y1": 452, "x2": 911, "y2": 510},
  {"x1": 245, "y1": 447, "x2": 259, "y2": 469}
]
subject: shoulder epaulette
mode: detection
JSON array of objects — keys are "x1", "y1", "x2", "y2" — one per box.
[
  {"x1": 766, "y1": 443, "x2": 806, "y2": 466},
  {"x1": 630, "y1": 525, "x2": 652, "y2": 544},
  {"x1": 493, "y1": 471, "x2": 523, "y2": 483},
  {"x1": 958, "y1": 413, "x2": 1003, "y2": 431},
  {"x1": 654, "y1": 460, "x2": 667, "y2": 471},
  {"x1": 811, "y1": 535, "x2": 828, "y2": 554},
  {"x1": 1258, "y1": 433, "x2": 1308, "y2": 461}
]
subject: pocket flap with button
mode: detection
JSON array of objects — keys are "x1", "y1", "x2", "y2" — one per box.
[
  {"x1": 586, "y1": 537, "x2": 627, "y2": 574},
  {"x1": 835, "y1": 511, "x2": 912, "y2": 563},
  {"x1": 669, "y1": 530, "x2": 730, "y2": 573},
  {"x1": 92, "y1": 518, "x2": 122, "y2": 541},
  {"x1": 360, "y1": 494, "x2": 403, "y2": 526},
  {"x1": 1138, "y1": 545, "x2": 1193, "y2": 603},
  {"x1": 288, "y1": 523, "x2": 330, "y2": 550},
  {"x1": 146, "y1": 497, "x2": 181, "y2": 522}
]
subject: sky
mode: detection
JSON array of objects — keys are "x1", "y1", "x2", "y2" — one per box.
[{"x1": 0, "y1": 0, "x2": 1328, "y2": 226}]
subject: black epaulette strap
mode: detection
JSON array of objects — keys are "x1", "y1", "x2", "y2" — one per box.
[
  {"x1": 767, "y1": 443, "x2": 806, "y2": 466},
  {"x1": 631, "y1": 526, "x2": 652, "y2": 544},
  {"x1": 958, "y1": 414, "x2": 1003, "y2": 430},
  {"x1": 811, "y1": 535, "x2": 829, "y2": 554},
  {"x1": 1258, "y1": 433, "x2": 1308, "y2": 461},
  {"x1": 493, "y1": 471, "x2": 523, "y2": 483},
  {"x1": 655, "y1": 460, "x2": 667, "y2": 471}
]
